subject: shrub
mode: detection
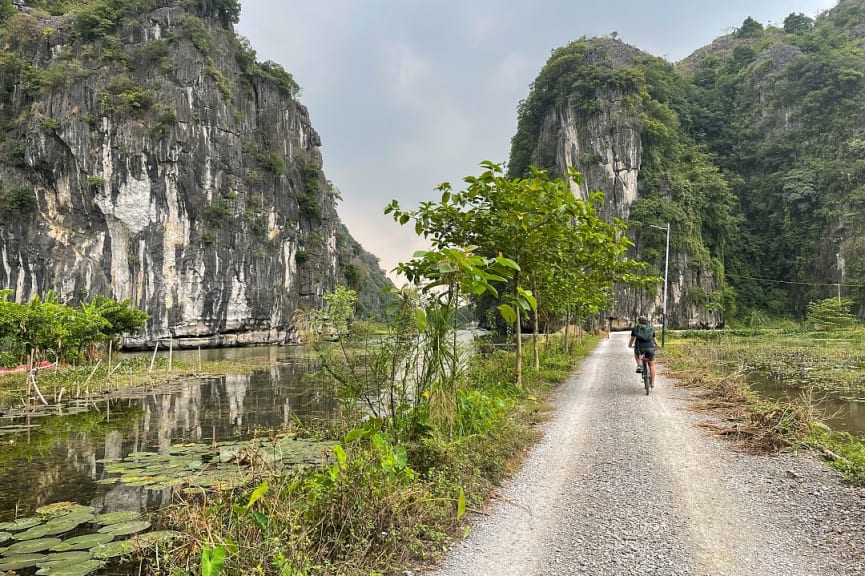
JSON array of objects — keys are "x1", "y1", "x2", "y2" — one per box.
[
  {"x1": 295, "y1": 250, "x2": 310, "y2": 265},
  {"x1": 806, "y1": 297, "x2": 856, "y2": 330},
  {"x1": 87, "y1": 176, "x2": 107, "y2": 188},
  {"x1": 74, "y1": 1, "x2": 124, "y2": 41},
  {"x1": 203, "y1": 198, "x2": 231, "y2": 225},
  {"x1": 98, "y1": 77, "x2": 154, "y2": 116},
  {"x1": 0, "y1": 186, "x2": 37, "y2": 215},
  {"x1": 204, "y1": 59, "x2": 232, "y2": 99},
  {"x1": 181, "y1": 14, "x2": 210, "y2": 51},
  {"x1": 254, "y1": 60, "x2": 301, "y2": 99},
  {"x1": 256, "y1": 150, "x2": 287, "y2": 176},
  {"x1": 298, "y1": 191, "x2": 321, "y2": 222}
]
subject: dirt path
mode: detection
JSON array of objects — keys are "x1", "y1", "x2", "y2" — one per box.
[{"x1": 425, "y1": 333, "x2": 865, "y2": 576}]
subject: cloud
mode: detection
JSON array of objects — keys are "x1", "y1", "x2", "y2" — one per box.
[{"x1": 381, "y1": 41, "x2": 434, "y2": 106}]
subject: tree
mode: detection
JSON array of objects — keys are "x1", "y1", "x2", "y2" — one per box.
[
  {"x1": 737, "y1": 17, "x2": 764, "y2": 39},
  {"x1": 387, "y1": 162, "x2": 643, "y2": 385},
  {"x1": 784, "y1": 12, "x2": 814, "y2": 35}
]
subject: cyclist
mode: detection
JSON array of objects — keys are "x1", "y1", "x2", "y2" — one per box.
[{"x1": 628, "y1": 316, "x2": 659, "y2": 386}]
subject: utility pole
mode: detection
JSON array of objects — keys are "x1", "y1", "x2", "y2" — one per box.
[{"x1": 649, "y1": 223, "x2": 670, "y2": 348}]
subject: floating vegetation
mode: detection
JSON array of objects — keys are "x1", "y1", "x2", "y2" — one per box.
[
  {"x1": 0, "y1": 552, "x2": 47, "y2": 571},
  {"x1": 36, "y1": 558, "x2": 105, "y2": 576},
  {"x1": 92, "y1": 435, "x2": 334, "y2": 493},
  {"x1": 92, "y1": 511, "x2": 141, "y2": 526},
  {"x1": 4, "y1": 537, "x2": 63, "y2": 554},
  {"x1": 0, "y1": 517, "x2": 42, "y2": 532},
  {"x1": 91, "y1": 539, "x2": 135, "y2": 559},
  {"x1": 50, "y1": 533, "x2": 114, "y2": 552},
  {"x1": 97, "y1": 520, "x2": 151, "y2": 537}
]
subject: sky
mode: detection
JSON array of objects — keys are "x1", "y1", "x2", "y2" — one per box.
[{"x1": 237, "y1": 0, "x2": 837, "y2": 283}]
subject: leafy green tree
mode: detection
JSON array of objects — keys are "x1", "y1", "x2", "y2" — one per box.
[
  {"x1": 737, "y1": 17, "x2": 764, "y2": 38},
  {"x1": 388, "y1": 162, "x2": 641, "y2": 384},
  {"x1": 784, "y1": 12, "x2": 814, "y2": 34}
]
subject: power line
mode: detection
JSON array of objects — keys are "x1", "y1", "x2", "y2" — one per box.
[{"x1": 725, "y1": 273, "x2": 865, "y2": 289}]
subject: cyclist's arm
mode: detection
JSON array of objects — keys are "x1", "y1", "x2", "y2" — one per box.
[{"x1": 628, "y1": 335, "x2": 635, "y2": 348}]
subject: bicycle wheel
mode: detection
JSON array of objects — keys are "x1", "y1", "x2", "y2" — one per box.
[{"x1": 643, "y1": 361, "x2": 651, "y2": 395}]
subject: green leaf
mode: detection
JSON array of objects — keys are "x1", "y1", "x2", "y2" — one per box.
[
  {"x1": 498, "y1": 304, "x2": 516, "y2": 324},
  {"x1": 456, "y1": 487, "x2": 466, "y2": 521},
  {"x1": 250, "y1": 510, "x2": 268, "y2": 531},
  {"x1": 414, "y1": 309, "x2": 428, "y2": 331},
  {"x1": 333, "y1": 444, "x2": 347, "y2": 467},
  {"x1": 201, "y1": 545, "x2": 226, "y2": 576},
  {"x1": 343, "y1": 429, "x2": 365, "y2": 443},
  {"x1": 244, "y1": 481, "x2": 268, "y2": 511},
  {"x1": 393, "y1": 445, "x2": 408, "y2": 470}
]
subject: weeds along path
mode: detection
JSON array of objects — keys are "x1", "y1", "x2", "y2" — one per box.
[{"x1": 425, "y1": 332, "x2": 865, "y2": 576}]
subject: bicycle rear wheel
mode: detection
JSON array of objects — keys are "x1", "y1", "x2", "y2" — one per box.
[{"x1": 643, "y1": 360, "x2": 651, "y2": 395}]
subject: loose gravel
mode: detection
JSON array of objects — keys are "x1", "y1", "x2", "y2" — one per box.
[{"x1": 423, "y1": 333, "x2": 865, "y2": 576}]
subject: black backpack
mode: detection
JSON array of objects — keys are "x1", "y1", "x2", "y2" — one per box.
[{"x1": 635, "y1": 324, "x2": 654, "y2": 342}]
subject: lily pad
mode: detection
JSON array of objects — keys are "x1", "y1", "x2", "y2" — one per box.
[
  {"x1": 92, "y1": 511, "x2": 140, "y2": 526},
  {"x1": 91, "y1": 539, "x2": 135, "y2": 559},
  {"x1": 35, "y1": 559, "x2": 105, "y2": 576},
  {"x1": 0, "y1": 553, "x2": 48, "y2": 571},
  {"x1": 14, "y1": 518, "x2": 82, "y2": 540},
  {"x1": 36, "y1": 551, "x2": 93, "y2": 566},
  {"x1": 36, "y1": 503, "x2": 94, "y2": 520},
  {"x1": 4, "y1": 537, "x2": 63, "y2": 554},
  {"x1": 0, "y1": 517, "x2": 42, "y2": 532},
  {"x1": 49, "y1": 533, "x2": 114, "y2": 552},
  {"x1": 97, "y1": 520, "x2": 151, "y2": 537},
  {"x1": 130, "y1": 530, "x2": 182, "y2": 548}
]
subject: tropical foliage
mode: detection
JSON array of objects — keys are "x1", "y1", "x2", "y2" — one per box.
[
  {"x1": 510, "y1": 3, "x2": 865, "y2": 323},
  {"x1": 0, "y1": 290, "x2": 148, "y2": 366}
]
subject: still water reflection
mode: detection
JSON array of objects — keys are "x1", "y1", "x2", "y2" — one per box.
[
  {"x1": 747, "y1": 371, "x2": 865, "y2": 439},
  {"x1": 0, "y1": 346, "x2": 336, "y2": 521}
]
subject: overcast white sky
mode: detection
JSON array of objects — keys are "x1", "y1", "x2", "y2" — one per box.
[{"x1": 237, "y1": 0, "x2": 837, "y2": 283}]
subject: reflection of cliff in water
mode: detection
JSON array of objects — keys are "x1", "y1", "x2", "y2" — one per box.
[{"x1": 0, "y1": 357, "x2": 337, "y2": 520}]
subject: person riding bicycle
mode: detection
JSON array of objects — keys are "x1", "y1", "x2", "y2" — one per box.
[{"x1": 628, "y1": 316, "x2": 659, "y2": 386}]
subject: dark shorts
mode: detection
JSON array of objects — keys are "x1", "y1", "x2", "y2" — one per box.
[{"x1": 635, "y1": 347, "x2": 656, "y2": 361}]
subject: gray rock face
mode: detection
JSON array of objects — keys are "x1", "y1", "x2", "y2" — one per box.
[
  {"x1": 0, "y1": 1, "x2": 389, "y2": 347},
  {"x1": 525, "y1": 39, "x2": 719, "y2": 328}
]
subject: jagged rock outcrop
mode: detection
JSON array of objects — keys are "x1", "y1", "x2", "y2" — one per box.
[
  {"x1": 0, "y1": 0, "x2": 392, "y2": 347},
  {"x1": 510, "y1": 38, "x2": 722, "y2": 329}
]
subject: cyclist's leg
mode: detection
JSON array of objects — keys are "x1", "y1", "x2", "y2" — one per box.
[
  {"x1": 644, "y1": 349, "x2": 657, "y2": 384},
  {"x1": 634, "y1": 349, "x2": 642, "y2": 371}
]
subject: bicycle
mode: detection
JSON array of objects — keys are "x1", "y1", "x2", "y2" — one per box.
[{"x1": 638, "y1": 351, "x2": 652, "y2": 395}]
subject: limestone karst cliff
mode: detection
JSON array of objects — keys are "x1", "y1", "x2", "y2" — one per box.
[
  {"x1": 0, "y1": 0, "x2": 392, "y2": 347},
  {"x1": 510, "y1": 38, "x2": 728, "y2": 329}
]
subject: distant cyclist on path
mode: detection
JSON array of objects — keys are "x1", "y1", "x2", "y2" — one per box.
[{"x1": 628, "y1": 316, "x2": 659, "y2": 386}]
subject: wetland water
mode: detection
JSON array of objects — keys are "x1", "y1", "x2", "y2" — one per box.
[
  {"x1": 0, "y1": 345, "x2": 335, "y2": 522},
  {"x1": 747, "y1": 372, "x2": 865, "y2": 438}
]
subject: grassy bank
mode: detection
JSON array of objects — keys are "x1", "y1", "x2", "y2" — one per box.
[
  {"x1": 147, "y1": 336, "x2": 599, "y2": 576},
  {"x1": 664, "y1": 329, "x2": 865, "y2": 486}
]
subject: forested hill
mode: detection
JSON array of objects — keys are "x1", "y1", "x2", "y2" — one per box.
[{"x1": 510, "y1": 0, "x2": 865, "y2": 325}]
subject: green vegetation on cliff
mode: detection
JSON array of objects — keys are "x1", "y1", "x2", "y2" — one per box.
[{"x1": 510, "y1": 1, "x2": 865, "y2": 323}]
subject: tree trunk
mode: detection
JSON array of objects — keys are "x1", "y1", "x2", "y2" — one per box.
[
  {"x1": 564, "y1": 306, "x2": 571, "y2": 354},
  {"x1": 515, "y1": 312, "x2": 523, "y2": 387},
  {"x1": 533, "y1": 310, "x2": 540, "y2": 371}
]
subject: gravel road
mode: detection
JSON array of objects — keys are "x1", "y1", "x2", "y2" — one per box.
[{"x1": 425, "y1": 332, "x2": 865, "y2": 576}]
